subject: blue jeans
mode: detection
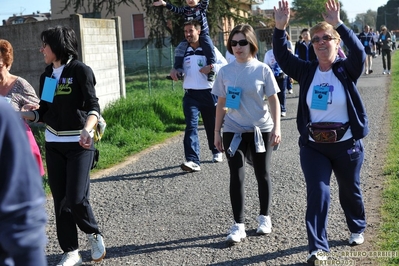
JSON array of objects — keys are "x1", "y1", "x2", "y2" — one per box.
[
  {"x1": 182, "y1": 89, "x2": 218, "y2": 165},
  {"x1": 300, "y1": 139, "x2": 366, "y2": 253}
]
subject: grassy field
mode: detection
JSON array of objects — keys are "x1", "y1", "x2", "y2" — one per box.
[{"x1": 377, "y1": 51, "x2": 399, "y2": 265}]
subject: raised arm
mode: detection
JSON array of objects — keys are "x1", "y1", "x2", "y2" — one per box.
[
  {"x1": 273, "y1": 0, "x2": 290, "y2": 30},
  {"x1": 322, "y1": 0, "x2": 342, "y2": 28}
]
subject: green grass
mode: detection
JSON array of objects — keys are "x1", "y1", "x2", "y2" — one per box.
[
  {"x1": 94, "y1": 80, "x2": 185, "y2": 169},
  {"x1": 377, "y1": 51, "x2": 399, "y2": 265}
]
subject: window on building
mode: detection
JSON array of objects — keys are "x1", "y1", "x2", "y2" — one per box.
[{"x1": 132, "y1": 14, "x2": 145, "y2": 38}]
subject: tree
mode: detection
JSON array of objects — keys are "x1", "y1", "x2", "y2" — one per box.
[
  {"x1": 355, "y1": 10, "x2": 377, "y2": 30},
  {"x1": 291, "y1": 0, "x2": 348, "y2": 27},
  {"x1": 376, "y1": 0, "x2": 399, "y2": 31},
  {"x1": 291, "y1": 0, "x2": 326, "y2": 27},
  {"x1": 59, "y1": 0, "x2": 138, "y2": 17},
  {"x1": 59, "y1": 0, "x2": 252, "y2": 47}
]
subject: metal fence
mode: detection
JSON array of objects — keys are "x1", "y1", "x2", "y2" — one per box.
[{"x1": 122, "y1": 32, "x2": 269, "y2": 86}]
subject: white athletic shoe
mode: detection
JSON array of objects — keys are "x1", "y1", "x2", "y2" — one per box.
[
  {"x1": 256, "y1": 215, "x2": 272, "y2": 234},
  {"x1": 226, "y1": 223, "x2": 246, "y2": 243},
  {"x1": 57, "y1": 250, "x2": 82, "y2": 266},
  {"x1": 87, "y1": 233, "x2": 106, "y2": 262}
]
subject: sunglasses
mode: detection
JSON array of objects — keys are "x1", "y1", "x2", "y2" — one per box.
[
  {"x1": 311, "y1": 35, "x2": 336, "y2": 44},
  {"x1": 231, "y1": 39, "x2": 249, "y2": 47}
]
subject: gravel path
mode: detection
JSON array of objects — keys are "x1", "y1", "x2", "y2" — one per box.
[{"x1": 45, "y1": 57, "x2": 390, "y2": 265}]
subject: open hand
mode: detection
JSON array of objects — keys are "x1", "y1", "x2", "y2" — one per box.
[
  {"x1": 322, "y1": 0, "x2": 340, "y2": 26},
  {"x1": 274, "y1": 1, "x2": 290, "y2": 30}
]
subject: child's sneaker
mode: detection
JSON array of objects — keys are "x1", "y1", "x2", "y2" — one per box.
[{"x1": 207, "y1": 70, "x2": 215, "y2": 81}]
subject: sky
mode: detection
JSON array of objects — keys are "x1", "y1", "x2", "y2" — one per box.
[
  {"x1": 0, "y1": 0, "x2": 389, "y2": 24},
  {"x1": 256, "y1": 0, "x2": 389, "y2": 22},
  {"x1": 0, "y1": 0, "x2": 50, "y2": 23}
]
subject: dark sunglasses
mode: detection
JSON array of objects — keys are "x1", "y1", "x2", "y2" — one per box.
[
  {"x1": 311, "y1": 35, "x2": 336, "y2": 44},
  {"x1": 231, "y1": 39, "x2": 249, "y2": 47}
]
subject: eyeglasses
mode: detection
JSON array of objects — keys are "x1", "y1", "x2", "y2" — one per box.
[
  {"x1": 231, "y1": 39, "x2": 249, "y2": 47},
  {"x1": 311, "y1": 35, "x2": 336, "y2": 44}
]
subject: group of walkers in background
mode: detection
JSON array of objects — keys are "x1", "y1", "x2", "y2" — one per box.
[{"x1": 358, "y1": 23, "x2": 396, "y2": 75}]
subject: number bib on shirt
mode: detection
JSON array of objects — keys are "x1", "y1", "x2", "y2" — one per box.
[
  {"x1": 310, "y1": 85, "x2": 332, "y2": 110},
  {"x1": 41, "y1": 77, "x2": 58, "y2": 103},
  {"x1": 225, "y1": 86, "x2": 242, "y2": 109}
]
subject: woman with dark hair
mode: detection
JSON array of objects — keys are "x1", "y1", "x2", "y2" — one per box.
[
  {"x1": 212, "y1": 24, "x2": 281, "y2": 244},
  {"x1": 21, "y1": 26, "x2": 106, "y2": 265}
]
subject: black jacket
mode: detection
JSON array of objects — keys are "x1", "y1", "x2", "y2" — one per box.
[{"x1": 37, "y1": 59, "x2": 100, "y2": 131}]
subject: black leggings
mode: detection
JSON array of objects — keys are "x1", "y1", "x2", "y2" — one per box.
[{"x1": 223, "y1": 132, "x2": 273, "y2": 223}]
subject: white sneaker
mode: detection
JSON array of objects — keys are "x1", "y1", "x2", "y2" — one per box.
[
  {"x1": 212, "y1": 152, "x2": 223, "y2": 163},
  {"x1": 256, "y1": 215, "x2": 272, "y2": 234},
  {"x1": 226, "y1": 223, "x2": 246, "y2": 243},
  {"x1": 307, "y1": 249, "x2": 327, "y2": 264},
  {"x1": 349, "y1": 232, "x2": 364, "y2": 245},
  {"x1": 388, "y1": 70, "x2": 391, "y2": 75},
  {"x1": 288, "y1": 89, "x2": 293, "y2": 94},
  {"x1": 87, "y1": 233, "x2": 106, "y2": 262},
  {"x1": 57, "y1": 250, "x2": 82, "y2": 266},
  {"x1": 281, "y1": 112, "x2": 286, "y2": 117},
  {"x1": 180, "y1": 161, "x2": 201, "y2": 172},
  {"x1": 383, "y1": 69, "x2": 387, "y2": 75}
]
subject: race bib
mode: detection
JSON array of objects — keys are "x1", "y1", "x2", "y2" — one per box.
[
  {"x1": 41, "y1": 77, "x2": 58, "y2": 103},
  {"x1": 225, "y1": 86, "x2": 242, "y2": 109},
  {"x1": 311, "y1": 85, "x2": 330, "y2": 110}
]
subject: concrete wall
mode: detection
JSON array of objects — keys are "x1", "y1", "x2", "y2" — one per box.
[{"x1": 0, "y1": 14, "x2": 125, "y2": 110}]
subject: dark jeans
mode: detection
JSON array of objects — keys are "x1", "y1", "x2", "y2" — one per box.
[
  {"x1": 300, "y1": 139, "x2": 366, "y2": 253},
  {"x1": 182, "y1": 89, "x2": 218, "y2": 165},
  {"x1": 46, "y1": 141, "x2": 101, "y2": 252},
  {"x1": 174, "y1": 33, "x2": 216, "y2": 70},
  {"x1": 223, "y1": 132, "x2": 273, "y2": 224},
  {"x1": 381, "y1": 49, "x2": 391, "y2": 71},
  {"x1": 276, "y1": 76, "x2": 287, "y2": 112}
]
